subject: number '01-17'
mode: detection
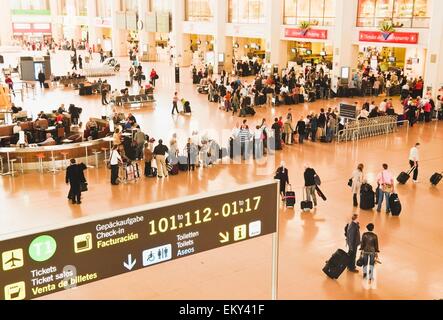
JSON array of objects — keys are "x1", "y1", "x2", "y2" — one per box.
[{"x1": 148, "y1": 196, "x2": 262, "y2": 236}]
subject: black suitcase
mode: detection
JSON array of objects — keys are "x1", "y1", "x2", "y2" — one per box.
[
  {"x1": 125, "y1": 80, "x2": 131, "y2": 87},
  {"x1": 219, "y1": 147, "x2": 228, "y2": 159},
  {"x1": 322, "y1": 249, "x2": 349, "y2": 279},
  {"x1": 43, "y1": 82, "x2": 50, "y2": 89},
  {"x1": 360, "y1": 183, "x2": 375, "y2": 210},
  {"x1": 285, "y1": 185, "x2": 296, "y2": 208},
  {"x1": 397, "y1": 167, "x2": 415, "y2": 184},
  {"x1": 389, "y1": 193, "x2": 402, "y2": 216},
  {"x1": 430, "y1": 172, "x2": 442, "y2": 186},
  {"x1": 178, "y1": 156, "x2": 188, "y2": 171},
  {"x1": 300, "y1": 188, "x2": 313, "y2": 211}
]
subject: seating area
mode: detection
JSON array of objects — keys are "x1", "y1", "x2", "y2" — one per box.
[
  {"x1": 55, "y1": 76, "x2": 87, "y2": 87},
  {"x1": 114, "y1": 94, "x2": 155, "y2": 106},
  {"x1": 83, "y1": 118, "x2": 111, "y2": 140}
]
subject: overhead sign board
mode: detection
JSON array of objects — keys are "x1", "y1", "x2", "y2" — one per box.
[
  {"x1": 284, "y1": 28, "x2": 328, "y2": 40},
  {"x1": 340, "y1": 103, "x2": 357, "y2": 119},
  {"x1": 359, "y1": 31, "x2": 419, "y2": 44},
  {"x1": 0, "y1": 181, "x2": 278, "y2": 300}
]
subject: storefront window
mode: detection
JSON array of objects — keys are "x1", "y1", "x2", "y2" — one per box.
[
  {"x1": 357, "y1": 0, "x2": 430, "y2": 28},
  {"x1": 150, "y1": 0, "x2": 172, "y2": 12},
  {"x1": 76, "y1": 0, "x2": 87, "y2": 16},
  {"x1": 185, "y1": 0, "x2": 213, "y2": 22},
  {"x1": 228, "y1": 0, "x2": 265, "y2": 24},
  {"x1": 96, "y1": 0, "x2": 112, "y2": 18},
  {"x1": 124, "y1": 0, "x2": 138, "y2": 11},
  {"x1": 283, "y1": 0, "x2": 336, "y2": 26},
  {"x1": 11, "y1": 0, "x2": 50, "y2": 13}
]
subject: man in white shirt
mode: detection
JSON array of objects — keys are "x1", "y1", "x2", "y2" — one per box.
[
  {"x1": 409, "y1": 143, "x2": 420, "y2": 183},
  {"x1": 13, "y1": 122, "x2": 22, "y2": 134},
  {"x1": 369, "y1": 101, "x2": 376, "y2": 112},
  {"x1": 379, "y1": 99, "x2": 388, "y2": 113},
  {"x1": 110, "y1": 145, "x2": 122, "y2": 185}
]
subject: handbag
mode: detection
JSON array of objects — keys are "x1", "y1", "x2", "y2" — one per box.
[
  {"x1": 348, "y1": 178, "x2": 353, "y2": 187},
  {"x1": 80, "y1": 181, "x2": 88, "y2": 192},
  {"x1": 314, "y1": 174, "x2": 321, "y2": 186},
  {"x1": 381, "y1": 172, "x2": 393, "y2": 193},
  {"x1": 356, "y1": 253, "x2": 365, "y2": 267}
]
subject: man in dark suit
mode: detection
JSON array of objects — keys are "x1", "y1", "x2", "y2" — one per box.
[
  {"x1": 66, "y1": 159, "x2": 82, "y2": 204},
  {"x1": 345, "y1": 214, "x2": 361, "y2": 273},
  {"x1": 275, "y1": 161, "x2": 290, "y2": 199}
]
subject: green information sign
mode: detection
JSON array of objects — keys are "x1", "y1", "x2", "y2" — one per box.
[{"x1": 0, "y1": 181, "x2": 278, "y2": 300}]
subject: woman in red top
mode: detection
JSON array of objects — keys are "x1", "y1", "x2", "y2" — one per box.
[
  {"x1": 414, "y1": 77, "x2": 424, "y2": 98},
  {"x1": 150, "y1": 69, "x2": 158, "y2": 86}
]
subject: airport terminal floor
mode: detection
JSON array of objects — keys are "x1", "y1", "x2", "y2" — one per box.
[{"x1": 1, "y1": 56, "x2": 443, "y2": 300}]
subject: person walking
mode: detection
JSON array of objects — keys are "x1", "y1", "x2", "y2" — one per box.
[
  {"x1": 78, "y1": 55, "x2": 83, "y2": 69},
  {"x1": 71, "y1": 54, "x2": 77, "y2": 70},
  {"x1": 153, "y1": 139, "x2": 169, "y2": 178},
  {"x1": 295, "y1": 116, "x2": 306, "y2": 144},
  {"x1": 345, "y1": 214, "x2": 361, "y2": 273},
  {"x1": 172, "y1": 92, "x2": 179, "y2": 115},
  {"x1": 101, "y1": 83, "x2": 109, "y2": 105},
  {"x1": 129, "y1": 66, "x2": 135, "y2": 86},
  {"x1": 283, "y1": 118, "x2": 294, "y2": 145},
  {"x1": 304, "y1": 164, "x2": 318, "y2": 207},
  {"x1": 376, "y1": 163, "x2": 395, "y2": 213},
  {"x1": 65, "y1": 159, "x2": 82, "y2": 204},
  {"x1": 351, "y1": 164, "x2": 364, "y2": 207},
  {"x1": 38, "y1": 70, "x2": 46, "y2": 89},
  {"x1": 110, "y1": 145, "x2": 123, "y2": 185},
  {"x1": 238, "y1": 120, "x2": 251, "y2": 160},
  {"x1": 409, "y1": 143, "x2": 420, "y2": 183},
  {"x1": 185, "y1": 138, "x2": 198, "y2": 171},
  {"x1": 275, "y1": 161, "x2": 290, "y2": 200},
  {"x1": 360, "y1": 223, "x2": 380, "y2": 282}
]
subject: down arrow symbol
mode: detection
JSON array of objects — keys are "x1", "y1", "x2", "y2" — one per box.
[{"x1": 123, "y1": 254, "x2": 136, "y2": 270}]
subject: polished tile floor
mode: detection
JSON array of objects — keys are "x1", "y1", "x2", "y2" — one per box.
[{"x1": 1, "y1": 53, "x2": 443, "y2": 300}]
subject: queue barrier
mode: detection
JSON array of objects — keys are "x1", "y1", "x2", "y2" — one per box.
[{"x1": 336, "y1": 116, "x2": 409, "y2": 143}]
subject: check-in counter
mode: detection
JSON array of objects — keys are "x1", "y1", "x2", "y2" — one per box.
[{"x1": 0, "y1": 138, "x2": 110, "y2": 171}]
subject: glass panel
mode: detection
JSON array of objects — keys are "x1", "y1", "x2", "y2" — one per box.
[
  {"x1": 310, "y1": 0, "x2": 324, "y2": 26},
  {"x1": 413, "y1": 0, "x2": 429, "y2": 18},
  {"x1": 411, "y1": 17, "x2": 429, "y2": 28},
  {"x1": 358, "y1": 0, "x2": 376, "y2": 19},
  {"x1": 284, "y1": 0, "x2": 297, "y2": 25},
  {"x1": 357, "y1": 17, "x2": 374, "y2": 27},
  {"x1": 375, "y1": 0, "x2": 394, "y2": 17},
  {"x1": 393, "y1": 0, "x2": 413, "y2": 18},
  {"x1": 185, "y1": 0, "x2": 213, "y2": 22},
  {"x1": 297, "y1": 0, "x2": 310, "y2": 20},
  {"x1": 151, "y1": 0, "x2": 172, "y2": 12},
  {"x1": 324, "y1": 0, "x2": 336, "y2": 19}
]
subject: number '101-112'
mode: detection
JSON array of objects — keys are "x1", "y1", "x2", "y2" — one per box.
[{"x1": 148, "y1": 196, "x2": 262, "y2": 236}]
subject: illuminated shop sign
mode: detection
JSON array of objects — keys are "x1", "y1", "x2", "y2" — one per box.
[
  {"x1": 359, "y1": 31, "x2": 419, "y2": 44},
  {"x1": 0, "y1": 181, "x2": 278, "y2": 300},
  {"x1": 284, "y1": 28, "x2": 328, "y2": 40}
]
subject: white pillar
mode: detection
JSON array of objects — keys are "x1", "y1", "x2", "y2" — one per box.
[
  {"x1": 87, "y1": 0, "x2": 99, "y2": 47},
  {"x1": 171, "y1": 0, "x2": 191, "y2": 66},
  {"x1": 0, "y1": 0, "x2": 13, "y2": 46},
  {"x1": 212, "y1": 0, "x2": 227, "y2": 74},
  {"x1": 49, "y1": 0, "x2": 63, "y2": 43},
  {"x1": 424, "y1": 0, "x2": 443, "y2": 98},
  {"x1": 137, "y1": 0, "x2": 148, "y2": 56},
  {"x1": 264, "y1": 0, "x2": 286, "y2": 72},
  {"x1": 111, "y1": 0, "x2": 127, "y2": 56},
  {"x1": 332, "y1": 0, "x2": 359, "y2": 84}
]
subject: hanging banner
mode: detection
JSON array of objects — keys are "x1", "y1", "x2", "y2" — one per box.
[
  {"x1": 284, "y1": 28, "x2": 328, "y2": 40},
  {"x1": 359, "y1": 31, "x2": 419, "y2": 44}
]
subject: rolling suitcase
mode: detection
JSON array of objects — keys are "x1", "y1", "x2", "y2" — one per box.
[
  {"x1": 389, "y1": 193, "x2": 402, "y2": 216},
  {"x1": 43, "y1": 82, "x2": 50, "y2": 89},
  {"x1": 169, "y1": 164, "x2": 179, "y2": 175},
  {"x1": 285, "y1": 185, "x2": 296, "y2": 208},
  {"x1": 430, "y1": 172, "x2": 442, "y2": 186},
  {"x1": 322, "y1": 249, "x2": 349, "y2": 279},
  {"x1": 178, "y1": 156, "x2": 188, "y2": 171},
  {"x1": 397, "y1": 166, "x2": 416, "y2": 184},
  {"x1": 300, "y1": 187, "x2": 313, "y2": 211},
  {"x1": 125, "y1": 80, "x2": 131, "y2": 87},
  {"x1": 360, "y1": 183, "x2": 375, "y2": 210}
]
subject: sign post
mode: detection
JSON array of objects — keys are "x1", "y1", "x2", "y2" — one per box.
[{"x1": 0, "y1": 181, "x2": 279, "y2": 300}]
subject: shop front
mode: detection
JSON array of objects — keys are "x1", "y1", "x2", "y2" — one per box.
[
  {"x1": 357, "y1": 30, "x2": 425, "y2": 80},
  {"x1": 282, "y1": 26, "x2": 333, "y2": 74},
  {"x1": 12, "y1": 22, "x2": 52, "y2": 44}
]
